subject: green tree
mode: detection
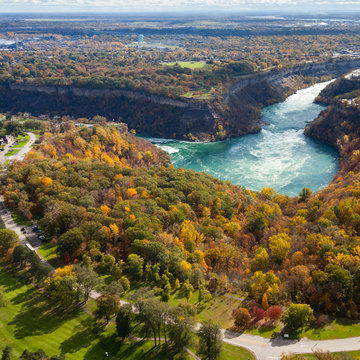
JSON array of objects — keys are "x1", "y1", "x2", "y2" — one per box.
[
  {"x1": 282, "y1": 303, "x2": 314, "y2": 336},
  {"x1": 161, "y1": 280, "x2": 171, "y2": 302},
  {"x1": 56, "y1": 228, "x2": 84, "y2": 258},
  {"x1": 44, "y1": 275, "x2": 80, "y2": 309},
  {"x1": 182, "y1": 281, "x2": 194, "y2": 302},
  {"x1": 95, "y1": 294, "x2": 120, "y2": 324},
  {"x1": 116, "y1": 303, "x2": 133, "y2": 341},
  {"x1": 127, "y1": 254, "x2": 144, "y2": 279},
  {"x1": 198, "y1": 320, "x2": 223, "y2": 360},
  {"x1": 247, "y1": 211, "x2": 267, "y2": 238},
  {"x1": 74, "y1": 265, "x2": 99, "y2": 302},
  {"x1": 299, "y1": 188, "x2": 312, "y2": 203},
  {"x1": 1, "y1": 346, "x2": 11, "y2": 360},
  {"x1": 168, "y1": 306, "x2": 195, "y2": 352},
  {"x1": 0, "y1": 229, "x2": 19, "y2": 257},
  {"x1": 133, "y1": 292, "x2": 169, "y2": 346},
  {"x1": 12, "y1": 245, "x2": 29, "y2": 268}
]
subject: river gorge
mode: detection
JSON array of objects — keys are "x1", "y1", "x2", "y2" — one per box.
[{"x1": 149, "y1": 81, "x2": 339, "y2": 197}]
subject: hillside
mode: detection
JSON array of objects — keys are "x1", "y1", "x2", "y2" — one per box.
[{"x1": 2, "y1": 111, "x2": 360, "y2": 323}]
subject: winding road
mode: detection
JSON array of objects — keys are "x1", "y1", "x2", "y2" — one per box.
[{"x1": 1, "y1": 132, "x2": 360, "y2": 359}]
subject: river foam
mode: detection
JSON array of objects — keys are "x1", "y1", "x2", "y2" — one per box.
[{"x1": 149, "y1": 81, "x2": 339, "y2": 197}]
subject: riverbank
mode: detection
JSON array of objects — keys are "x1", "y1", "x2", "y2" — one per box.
[{"x1": 150, "y1": 81, "x2": 339, "y2": 196}]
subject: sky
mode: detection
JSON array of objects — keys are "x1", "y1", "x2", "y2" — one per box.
[{"x1": 1, "y1": 0, "x2": 360, "y2": 12}]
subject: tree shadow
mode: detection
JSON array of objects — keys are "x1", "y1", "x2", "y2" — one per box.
[
  {"x1": 83, "y1": 335, "x2": 174, "y2": 360},
  {"x1": 60, "y1": 318, "x2": 103, "y2": 354},
  {"x1": 0, "y1": 268, "x2": 26, "y2": 292},
  {"x1": 11, "y1": 287, "x2": 35, "y2": 305},
  {"x1": 9, "y1": 296, "x2": 83, "y2": 339}
]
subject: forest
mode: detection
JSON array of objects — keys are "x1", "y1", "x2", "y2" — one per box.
[{"x1": 1, "y1": 14, "x2": 360, "y2": 359}]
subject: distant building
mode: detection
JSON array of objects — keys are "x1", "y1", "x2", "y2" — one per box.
[
  {"x1": 75, "y1": 123, "x2": 94, "y2": 129},
  {"x1": 0, "y1": 135, "x2": 14, "y2": 145},
  {"x1": 138, "y1": 34, "x2": 144, "y2": 43}
]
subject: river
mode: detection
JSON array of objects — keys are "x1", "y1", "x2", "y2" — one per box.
[{"x1": 148, "y1": 81, "x2": 339, "y2": 197}]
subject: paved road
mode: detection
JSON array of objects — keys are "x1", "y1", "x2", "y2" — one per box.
[
  {"x1": 7, "y1": 132, "x2": 36, "y2": 163},
  {"x1": 0, "y1": 132, "x2": 36, "y2": 166},
  {"x1": 222, "y1": 330, "x2": 360, "y2": 360}
]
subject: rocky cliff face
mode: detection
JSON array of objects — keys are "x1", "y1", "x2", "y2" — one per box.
[
  {"x1": 0, "y1": 84, "x2": 216, "y2": 140},
  {"x1": 223, "y1": 59, "x2": 360, "y2": 138},
  {"x1": 1, "y1": 59, "x2": 360, "y2": 141}
]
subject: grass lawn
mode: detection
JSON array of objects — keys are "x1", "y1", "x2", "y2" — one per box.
[
  {"x1": 303, "y1": 318, "x2": 360, "y2": 340},
  {"x1": 37, "y1": 243, "x2": 60, "y2": 268},
  {"x1": 219, "y1": 343, "x2": 255, "y2": 360},
  {"x1": 162, "y1": 61, "x2": 207, "y2": 69},
  {"x1": 0, "y1": 266, "x2": 190, "y2": 360},
  {"x1": 190, "y1": 338, "x2": 254, "y2": 360},
  {"x1": 166, "y1": 290, "x2": 242, "y2": 329},
  {"x1": 287, "y1": 351, "x2": 360, "y2": 359},
  {"x1": 245, "y1": 324, "x2": 282, "y2": 339},
  {"x1": 12, "y1": 135, "x2": 30, "y2": 149},
  {"x1": 10, "y1": 211, "x2": 31, "y2": 226},
  {"x1": 5, "y1": 149, "x2": 19, "y2": 157}
]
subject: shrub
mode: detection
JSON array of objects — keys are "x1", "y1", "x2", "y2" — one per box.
[
  {"x1": 234, "y1": 307, "x2": 251, "y2": 329},
  {"x1": 267, "y1": 305, "x2": 283, "y2": 321},
  {"x1": 250, "y1": 306, "x2": 265, "y2": 322}
]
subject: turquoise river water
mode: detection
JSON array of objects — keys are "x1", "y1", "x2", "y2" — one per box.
[{"x1": 148, "y1": 81, "x2": 339, "y2": 197}]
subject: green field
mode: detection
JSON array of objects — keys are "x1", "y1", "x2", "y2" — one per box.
[
  {"x1": 303, "y1": 318, "x2": 360, "y2": 340},
  {"x1": 13, "y1": 135, "x2": 30, "y2": 149},
  {"x1": 10, "y1": 211, "x2": 31, "y2": 226},
  {"x1": 245, "y1": 324, "x2": 282, "y2": 339},
  {"x1": 5, "y1": 149, "x2": 19, "y2": 157},
  {"x1": 0, "y1": 266, "x2": 255, "y2": 360},
  {"x1": 37, "y1": 243, "x2": 60, "y2": 268},
  {"x1": 219, "y1": 343, "x2": 255, "y2": 360},
  {"x1": 162, "y1": 61, "x2": 207, "y2": 69},
  {"x1": 287, "y1": 351, "x2": 360, "y2": 359},
  {"x1": 0, "y1": 266, "x2": 177, "y2": 360}
]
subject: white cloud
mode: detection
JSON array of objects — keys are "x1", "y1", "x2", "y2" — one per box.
[{"x1": 1, "y1": 0, "x2": 360, "y2": 11}]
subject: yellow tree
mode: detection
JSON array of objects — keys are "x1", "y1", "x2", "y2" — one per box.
[{"x1": 268, "y1": 233, "x2": 291, "y2": 264}]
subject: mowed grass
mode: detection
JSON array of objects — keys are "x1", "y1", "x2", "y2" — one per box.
[
  {"x1": 303, "y1": 318, "x2": 360, "y2": 340},
  {"x1": 10, "y1": 211, "x2": 31, "y2": 226},
  {"x1": 245, "y1": 324, "x2": 282, "y2": 339},
  {"x1": 37, "y1": 242, "x2": 60, "y2": 268},
  {"x1": 190, "y1": 338, "x2": 255, "y2": 360},
  {"x1": 167, "y1": 290, "x2": 242, "y2": 329},
  {"x1": 5, "y1": 149, "x2": 19, "y2": 157},
  {"x1": 162, "y1": 61, "x2": 207, "y2": 69},
  {"x1": 0, "y1": 266, "x2": 187, "y2": 360},
  {"x1": 13, "y1": 135, "x2": 30, "y2": 149},
  {"x1": 287, "y1": 351, "x2": 360, "y2": 359},
  {"x1": 219, "y1": 343, "x2": 255, "y2": 360}
]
